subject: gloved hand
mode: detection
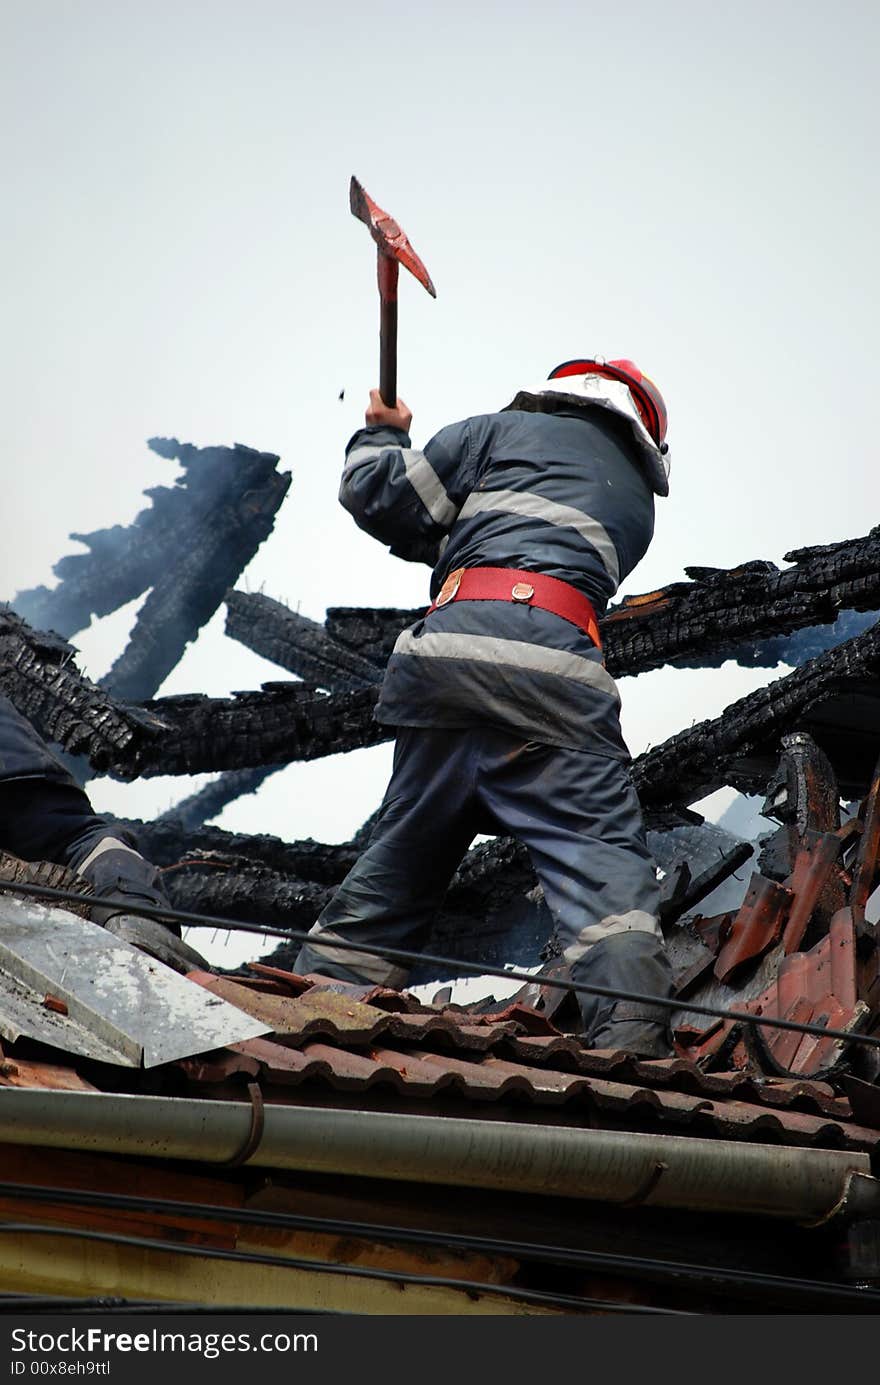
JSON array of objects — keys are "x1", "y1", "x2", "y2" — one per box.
[{"x1": 73, "y1": 837, "x2": 209, "y2": 975}]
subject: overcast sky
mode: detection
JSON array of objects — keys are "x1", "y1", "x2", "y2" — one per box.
[{"x1": 3, "y1": 0, "x2": 878, "y2": 962}]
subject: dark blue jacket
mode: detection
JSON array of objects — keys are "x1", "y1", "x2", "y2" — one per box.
[{"x1": 340, "y1": 407, "x2": 655, "y2": 755}]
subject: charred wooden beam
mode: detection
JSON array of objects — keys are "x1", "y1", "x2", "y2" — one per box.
[
  {"x1": 100, "y1": 444, "x2": 291, "y2": 701},
  {"x1": 1, "y1": 609, "x2": 384, "y2": 778},
  {"x1": 117, "y1": 818, "x2": 360, "y2": 885},
  {"x1": 13, "y1": 439, "x2": 289, "y2": 647},
  {"x1": 14, "y1": 437, "x2": 290, "y2": 649},
  {"x1": 163, "y1": 855, "x2": 333, "y2": 934},
  {"x1": 13, "y1": 521, "x2": 160, "y2": 641},
  {"x1": 323, "y1": 527, "x2": 880, "y2": 677},
  {"x1": 13, "y1": 567, "x2": 880, "y2": 830},
  {"x1": 13, "y1": 600, "x2": 880, "y2": 828},
  {"x1": 325, "y1": 606, "x2": 421, "y2": 667},
  {"x1": 225, "y1": 591, "x2": 380, "y2": 689},
  {"x1": 633, "y1": 619, "x2": 880, "y2": 815},
  {"x1": 0, "y1": 605, "x2": 162, "y2": 770},
  {"x1": 114, "y1": 684, "x2": 385, "y2": 779},
  {"x1": 604, "y1": 530, "x2": 880, "y2": 675},
  {"x1": 156, "y1": 593, "x2": 381, "y2": 827},
  {"x1": 155, "y1": 766, "x2": 279, "y2": 832}
]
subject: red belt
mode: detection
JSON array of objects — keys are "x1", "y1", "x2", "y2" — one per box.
[{"x1": 426, "y1": 566, "x2": 602, "y2": 649}]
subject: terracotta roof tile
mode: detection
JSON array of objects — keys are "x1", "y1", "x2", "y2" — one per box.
[{"x1": 169, "y1": 1006, "x2": 880, "y2": 1154}]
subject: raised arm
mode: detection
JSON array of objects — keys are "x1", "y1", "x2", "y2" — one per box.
[{"x1": 339, "y1": 391, "x2": 475, "y2": 564}]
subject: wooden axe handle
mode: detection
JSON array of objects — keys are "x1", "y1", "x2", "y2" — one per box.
[{"x1": 378, "y1": 254, "x2": 399, "y2": 408}]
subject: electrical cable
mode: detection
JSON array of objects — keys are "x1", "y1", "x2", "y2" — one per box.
[
  {"x1": 4, "y1": 877, "x2": 880, "y2": 1053},
  {"x1": 0, "y1": 1181, "x2": 876, "y2": 1309},
  {"x1": 0, "y1": 1293, "x2": 341, "y2": 1314},
  {"x1": 0, "y1": 1220, "x2": 687, "y2": 1315}
]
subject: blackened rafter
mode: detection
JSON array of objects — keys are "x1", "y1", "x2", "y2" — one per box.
[{"x1": 320, "y1": 526, "x2": 880, "y2": 678}]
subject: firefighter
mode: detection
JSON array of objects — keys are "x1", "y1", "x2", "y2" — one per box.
[
  {"x1": 0, "y1": 692, "x2": 206, "y2": 973},
  {"x1": 295, "y1": 359, "x2": 674, "y2": 1055}
]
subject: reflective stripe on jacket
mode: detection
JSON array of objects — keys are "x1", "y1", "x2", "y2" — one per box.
[{"x1": 340, "y1": 407, "x2": 655, "y2": 752}]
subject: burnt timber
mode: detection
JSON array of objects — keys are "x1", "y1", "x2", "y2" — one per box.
[
  {"x1": 128, "y1": 684, "x2": 385, "y2": 778},
  {"x1": 0, "y1": 604, "x2": 162, "y2": 771},
  {"x1": 225, "y1": 590, "x2": 380, "y2": 690},
  {"x1": 14, "y1": 438, "x2": 291, "y2": 653},
  {"x1": 7, "y1": 442, "x2": 880, "y2": 995},
  {"x1": 154, "y1": 765, "x2": 280, "y2": 833},
  {"x1": 0, "y1": 609, "x2": 383, "y2": 778},
  {"x1": 14, "y1": 439, "x2": 290, "y2": 706},
  {"x1": 83, "y1": 625, "x2": 880, "y2": 811},
  {"x1": 152, "y1": 587, "x2": 383, "y2": 831},
  {"x1": 633, "y1": 617, "x2": 880, "y2": 809},
  {"x1": 315, "y1": 524, "x2": 880, "y2": 677},
  {"x1": 121, "y1": 818, "x2": 362, "y2": 884},
  {"x1": 8, "y1": 604, "x2": 880, "y2": 817}
]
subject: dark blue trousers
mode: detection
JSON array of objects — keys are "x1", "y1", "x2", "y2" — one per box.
[{"x1": 295, "y1": 726, "x2": 672, "y2": 1051}]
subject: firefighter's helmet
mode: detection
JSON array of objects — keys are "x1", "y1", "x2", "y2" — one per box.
[
  {"x1": 536, "y1": 357, "x2": 670, "y2": 496},
  {"x1": 547, "y1": 359, "x2": 667, "y2": 447}
]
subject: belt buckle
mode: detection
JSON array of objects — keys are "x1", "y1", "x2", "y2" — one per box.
[
  {"x1": 511, "y1": 581, "x2": 535, "y2": 603},
  {"x1": 436, "y1": 567, "x2": 465, "y2": 607}
]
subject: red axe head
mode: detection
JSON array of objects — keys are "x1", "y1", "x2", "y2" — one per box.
[{"x1": 350, "y1": 176, "x2": 436, "y2": 298}]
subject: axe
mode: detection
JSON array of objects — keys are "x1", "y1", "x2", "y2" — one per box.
[{"x1": 350, "y1": 175, "x2": 436, "y2": 408}]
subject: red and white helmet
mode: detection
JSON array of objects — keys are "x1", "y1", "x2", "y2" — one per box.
[{"x1": 537, "y1": 357, "x2": 670, "y2": 496}]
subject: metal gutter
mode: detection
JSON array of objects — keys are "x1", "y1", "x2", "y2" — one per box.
[{"x1": 1, "y1": 1088, "x2": 877, "y2": 1223}]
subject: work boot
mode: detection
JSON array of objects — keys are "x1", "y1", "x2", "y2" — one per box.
[
  {"x1": 73, "y1": 837, "x2": 209, "y2": 976},
  {"x1": 588, "y1": 1002, "x2": 671, "y2": 1058},
  {"x1": 571, "y1": 930, "x2": 673, "y2": 1058}
]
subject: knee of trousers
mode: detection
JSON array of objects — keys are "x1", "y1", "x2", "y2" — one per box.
[
  {"x1": 294, "y1": 922, "x2": 409, "y2": 989},
  {"x1": 567, "y1": 929, "x2": 673, "y2": 1038}
]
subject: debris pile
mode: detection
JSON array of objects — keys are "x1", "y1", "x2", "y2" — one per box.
[{"x1": 666, "y1": 731, "x2": 880, "y2": 1081}]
